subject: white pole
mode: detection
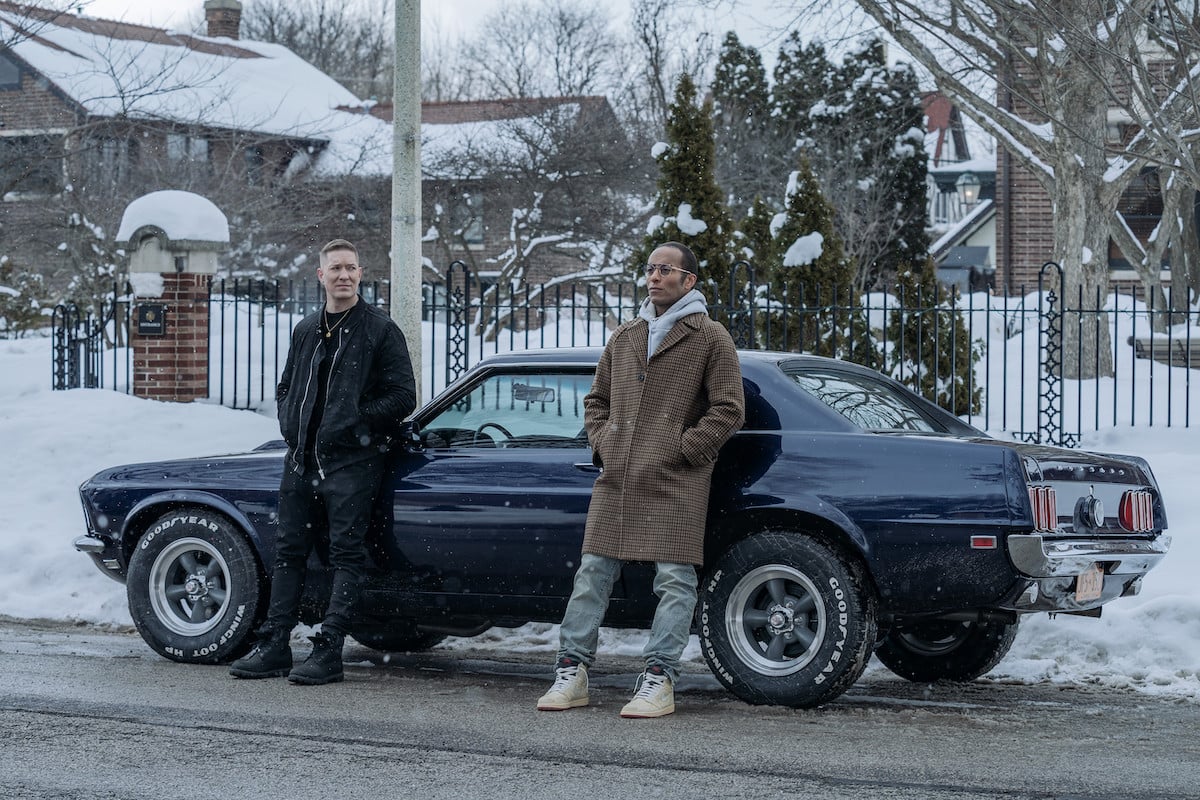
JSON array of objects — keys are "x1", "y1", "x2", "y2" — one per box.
[{"x1": 392, "y1": 0, "x2": 423, "y2": 398}]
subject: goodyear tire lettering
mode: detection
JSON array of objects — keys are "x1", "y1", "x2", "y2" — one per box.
[{"x1": 127, "y1": 508, "x2": 262, "y2": 666}]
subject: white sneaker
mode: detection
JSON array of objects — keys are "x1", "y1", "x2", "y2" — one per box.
[
  {"x1": 537, "y1": 658, "x2": 589, "y2": 710},
  {"x1": 620, "y1": 667, "x2": 674, "y2": 718}
]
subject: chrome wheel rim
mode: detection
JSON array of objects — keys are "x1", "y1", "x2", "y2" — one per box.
[
  {"x1": 147, "y1": 537, "x2": 231, "y2": 637},
  {"x1": 724, "y1": 564, "x2": 826, "y2": 676}
]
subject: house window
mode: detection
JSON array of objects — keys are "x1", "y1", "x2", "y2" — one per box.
[
  {"x1": 167, "y1": 133, "x2": 209, "y2": 163},
  {"x1": 0, "y1": 52, "x2": 19, "y2": 89},
  {"x1": 245, "y1": 146, "x2": 265, "y2": 185},
  {"x1": 85, "y1": 135, "x2": 139, "y2": 186},
  {"x1": 1111, "y1": 167, "x2": 1166, "y2": 272},
  {"x1": 0, "y1": 134, "x2": 63, "y2": 197},
  {"x1": 451, "y1": 191, "x2": 484, "y2": 246}
]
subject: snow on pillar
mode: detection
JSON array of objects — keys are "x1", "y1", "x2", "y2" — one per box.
[{"x1": 116, "y1": 191, "x2": 229, "y2": 402}]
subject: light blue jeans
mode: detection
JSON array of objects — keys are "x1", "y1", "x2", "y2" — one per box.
[{"x1": 557, "y1": 553, "x2": 698, "y2": 684}]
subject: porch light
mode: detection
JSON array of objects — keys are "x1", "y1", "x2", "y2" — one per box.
[{"x1": 956, "y1": 171, "x2": 981, "y2": 207}]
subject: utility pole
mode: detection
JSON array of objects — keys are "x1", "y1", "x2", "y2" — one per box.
[{"x1": 392, "y1": 0, "x2": 423, "y2": 398}]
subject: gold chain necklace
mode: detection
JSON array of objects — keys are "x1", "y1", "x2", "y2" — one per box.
[{"x1": 323, "y1": 307, "x2": 350, "y2": 339}]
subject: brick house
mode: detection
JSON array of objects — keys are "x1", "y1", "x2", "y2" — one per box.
[
  {"x1": 349, "y1": 95, "x2": 629, "y2": 286},
  {"x1": 993, "y1": 81, "x2": 1170, "y2": 295},
  {"x1": 0, "y1": 0, "x2": 408, "y2": 290},
  {"x1": 0, "y1": 0, "x2": 629, "y2": 298}
]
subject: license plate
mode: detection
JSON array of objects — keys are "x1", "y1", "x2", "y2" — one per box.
[{"x1": 1075, "y1": 563, "x2": 1104, "y2": 603}]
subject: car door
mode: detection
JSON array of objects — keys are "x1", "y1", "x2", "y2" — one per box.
[{"x1": 380, "y1": 367, "x2": 601, "y2": 613}]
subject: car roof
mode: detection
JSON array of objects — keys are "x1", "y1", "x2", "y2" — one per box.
[
  {"x1": 470, "y1": 347, "x2": 976, "y2": 435},
  {"x1": 477, "y1": 347, "x2": 851, "y2": 370}
]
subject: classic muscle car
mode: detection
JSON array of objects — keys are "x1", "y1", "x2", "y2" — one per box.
[{"x1": 75, "y1": 349, "x2": 1170, "y2": 707}]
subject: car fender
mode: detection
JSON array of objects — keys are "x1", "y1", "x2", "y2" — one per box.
[
  {"x1": 122, "y1": 490, "x2": 267, "y2": 558},
  {"x1": 708, "y1": 492, "x2": 874, "y2": 568}
]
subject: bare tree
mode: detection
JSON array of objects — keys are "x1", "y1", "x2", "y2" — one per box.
[
  {"x1": 457, "y1": 0, "x2": 622, "y2": 99},
  {"x1": 240, "y1": 0, "x2": 394, "y2": 99},
  {"x1": 421, "y1": 16, "x2": 476, "y2": 101},
  {"x1": 420, "y1": 100, "x2": 649, "y2": 336},
  {"x1": 623, "y1": 0, "x2": 715, "y2": 132},
  {"x1": 785, "y1": 0, "x2": 1200, "y2": 378}
]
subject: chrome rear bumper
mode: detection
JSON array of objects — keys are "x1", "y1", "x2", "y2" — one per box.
[{"x1": 1007, "y1": 533, "x2": 1170, "y2": 578}]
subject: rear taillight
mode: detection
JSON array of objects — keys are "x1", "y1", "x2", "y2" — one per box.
[
  {"x1": 1028, "y1": 486, "x2": 1058, "y2": 532},
  {"x1": 1118, "y1": 489, "x2": 1155, "y2": 532}
]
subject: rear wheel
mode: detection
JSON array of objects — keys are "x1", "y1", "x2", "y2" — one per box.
[
  {"x1": 699, "y1": 531, "x2": 877, "y2": 708},
  {"x1": 874, "y1": 618, "x2": 1019, "y2": 683},
  {"x1": 126, "y1": 508, "x2": 263, "y2": 663},
  {"x1": 351, "y1": 624, "x2": 447, "y2": 653}
]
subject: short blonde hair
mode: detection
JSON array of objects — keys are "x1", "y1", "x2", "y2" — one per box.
[{"x1": 319, "y1": 238, "x2": 358, "y2": 265}]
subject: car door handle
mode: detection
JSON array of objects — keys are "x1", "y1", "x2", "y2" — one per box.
[{"x1": 574, "y1": 462, "x2": 601, "y2": 473}]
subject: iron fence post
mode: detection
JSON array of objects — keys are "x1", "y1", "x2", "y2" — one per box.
[
  {"x1": 1019, "y1": 261, "x2": 1074, "y2": 447},
  {"x1": 728, "y1": 261, "x2": 756, "y2": 349},
  {"x1": 445, "y1": 261, "x2": 470, "y2": 386}
]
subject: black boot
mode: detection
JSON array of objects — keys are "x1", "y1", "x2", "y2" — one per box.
[
  {"x1": 229, "y1": 629, "x2": 293, "y2": 678},
  {"x1": 287, "y1": 631, "x2": 345, "y2": 685}
]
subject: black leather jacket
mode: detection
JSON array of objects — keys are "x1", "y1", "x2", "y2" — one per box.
[{"x1": 276, "y1": 299, "x2": 417, "y2": 476}]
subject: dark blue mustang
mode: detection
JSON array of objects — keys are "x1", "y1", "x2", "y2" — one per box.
[{"x1": 75, "y1": 349, "x2": 1170, "y2": 707}]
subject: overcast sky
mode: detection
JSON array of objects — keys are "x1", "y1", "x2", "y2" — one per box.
[{"x1": 78, "y1": 0, "x2": 805, "y2": 65}]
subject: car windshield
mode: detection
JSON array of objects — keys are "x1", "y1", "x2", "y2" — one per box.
[
  {"x1": 421, "y1": 371, "x2": 594, "y2": 448},
  {"x1": 783, "y1": 367, "x2": 940, "y2": 432}
]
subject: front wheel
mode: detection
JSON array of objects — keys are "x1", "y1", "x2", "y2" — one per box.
[
  {"x1": 699, "y1": 531, "x2": 877, "y2": 708},
  {"x1": 874, "y1": 618, "x2": 1019, "y2": 683},
  {"x1": 126, "y1": 508, "x2": 263, "y2": 663}
]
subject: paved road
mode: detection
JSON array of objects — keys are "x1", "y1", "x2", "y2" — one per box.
[{"x1": 1, "y1": 618, "x2": 1197, "y2": 800}]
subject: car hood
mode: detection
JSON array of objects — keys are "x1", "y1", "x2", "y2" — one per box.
[{"x1": 83, "y1": 447, "x2": 283, "y2": 487}]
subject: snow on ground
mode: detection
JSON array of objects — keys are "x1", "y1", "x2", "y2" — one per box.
[{"x1": 1, "y1": 334, "x2": 1197, "y2": 701}]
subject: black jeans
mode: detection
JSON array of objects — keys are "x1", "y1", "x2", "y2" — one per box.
[{"x1": 263, "y1": 457, "x2": 385, "y2": 637}]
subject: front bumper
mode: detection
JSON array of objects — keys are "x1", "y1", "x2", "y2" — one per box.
[{"x1": 74, "y1": 534, "x2": 126, "y2": 583}]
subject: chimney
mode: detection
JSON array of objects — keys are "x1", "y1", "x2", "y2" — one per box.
[{"x1": 204, "y1": 0, "x2": 243, "y2": 39}]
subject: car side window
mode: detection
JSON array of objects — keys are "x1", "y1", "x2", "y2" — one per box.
[
  {"x1": 421, "y1": 372, "x2": 594, "y2": 448},
  {"x1": 787, "y1": 369, "x2": 938, "y2": 432}
]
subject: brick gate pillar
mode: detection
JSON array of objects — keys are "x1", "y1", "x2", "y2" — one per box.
[
  {"x1": 116, "y1": 191, "x2": 229, "y2": 402},
  {"x1": 128, "y1": 272, "x2": 213, "y2": 401}
]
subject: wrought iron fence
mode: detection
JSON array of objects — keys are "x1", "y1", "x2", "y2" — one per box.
[
  {"x1": 50, "y1": 284, "x2": 132, "y2": 393},
  {"x1": 50, "y1": 263, "x2": 1200, "y2": 446}
]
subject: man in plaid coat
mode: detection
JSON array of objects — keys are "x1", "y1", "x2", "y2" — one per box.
[{"x1": 537, "y1": 241, "x2": 745, "y2": 718}]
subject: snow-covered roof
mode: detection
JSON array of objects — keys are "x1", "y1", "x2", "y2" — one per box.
[
  {"x1": 930, "y1": 198, "x2": 994, "y2": 256},
  {"x1": 1, "y1": 3, "x2": 608, "y2": 183},
  {"x1": 322, "y1": 97, "x2": 607, "y2": 180},
  {"x1": 0, "y1": 2, "x2": 363, "y2": 140}
]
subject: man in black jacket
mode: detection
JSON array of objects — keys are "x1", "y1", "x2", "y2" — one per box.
[{"x1": 230, "y1": 238, "x2": 417, "y2": 685}]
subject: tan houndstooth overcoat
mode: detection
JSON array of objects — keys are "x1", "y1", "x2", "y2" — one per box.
[{"x1": 581, "y1": 312, "x2": 745, "y2": 566}]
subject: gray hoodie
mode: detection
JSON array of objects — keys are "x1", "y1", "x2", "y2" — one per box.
[{"x1": 638, "y1": 288, "x2": 709, "y2": 360}]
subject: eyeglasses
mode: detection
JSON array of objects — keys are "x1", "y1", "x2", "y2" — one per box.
[{"x1": 644, "y1": 263, "x2": 693, "y2": 277}]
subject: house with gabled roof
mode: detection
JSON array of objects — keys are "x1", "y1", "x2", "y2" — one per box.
[
  {"x1": 0, "y1": 0, "x2": 403, "y2": 288},
  {"x1": 0, "y1": 0, "x2": 630, "y2": 297},
  {"x1": 921, "y1": 91, "x2": 999, "y2": 292}
]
